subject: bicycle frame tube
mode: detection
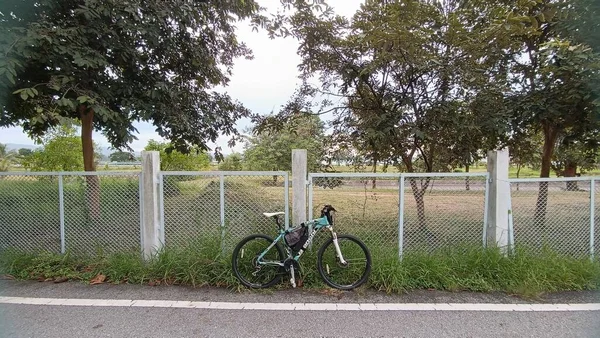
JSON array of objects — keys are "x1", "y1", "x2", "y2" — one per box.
[
  {"x1": 257, "y1": 232, "x2": 286, "y2": 267},
  {"x1": 292, "y1": 217, "x2": 331, "y2": 260},
  {"x1": 256, "y1": 216, "x2": 333, "y2": 264}
]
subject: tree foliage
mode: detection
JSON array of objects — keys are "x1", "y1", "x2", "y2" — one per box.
[
  {"x1": 218, "y1": 153, "x2": 244, "y2": 171},
  {"x1": 109, "y1": 151, "x2": 135, "y2": 162},
  {"x1": 0, "y1": 143, "x2": 17, "y2": 171},
  {"x1": 144, "y1": 140, "x2": 210, "y2": 171},
  {"x1": 244, "y1": 113, "x2": 325, "y2": 172},
  {"x1": 22, "y1": 126, "x2": 86, "y2": 171},
  {"x1": 0, "y1": 0, "x2": 280, "y2": 171}
]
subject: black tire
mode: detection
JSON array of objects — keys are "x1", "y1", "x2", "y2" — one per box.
[
  {"x1": 317, "y1": 235, "x2": 371, "y2": 290},
  {"x1": 232, "y1": 234, "x2": 285, "y2": 289}
]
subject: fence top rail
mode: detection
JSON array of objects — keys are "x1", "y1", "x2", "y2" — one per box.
[
  {"x1": 508, "y1": 177, "x2": 600, "y2": 183},
  {"x1": 160, "y1": 171, "x2": 288, "y2": 177},
  {"x1": 0, "y1": 171, "x2": 141, "y2": 176},
  {"x1": 309, "y1": 172, "x2": 489, "y2": 178}
]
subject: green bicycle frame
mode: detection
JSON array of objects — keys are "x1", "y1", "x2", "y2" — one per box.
[{"x1": 257, "y1": 215, "x2": 332, "y2": 266}]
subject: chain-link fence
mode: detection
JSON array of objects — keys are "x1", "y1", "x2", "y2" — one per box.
[
  {"x1": 402, "y1": 174, "x2": 488, "y2": 253},
  {"x1": 309, "y1": 174, "x2": 401, "y2": 251},
  {"x1": 160, "y1": 171, "x2": 289, "y2": 251},
  {"x1": 0, "y1": 173, "x2": 61, "y2": 252},
  {"x1": 61, "y1": 172, "x2": 141, "y2": 255},
  {"x1": 308, "y1": 173, "x2": 488, "y2": 257},
  {"x1": 0, "y1": 172, "x2": 141, "y2": 255},
  {"x1": 509, "y1": 178, "x2": 595, "y2": 258}
]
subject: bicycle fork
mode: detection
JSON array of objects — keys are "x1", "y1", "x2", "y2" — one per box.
[{"x1": 329, "y1": 228, "x2": 347, "y2": 265}]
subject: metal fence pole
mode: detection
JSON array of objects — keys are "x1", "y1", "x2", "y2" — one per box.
[
  {"x1": 398, "y1": 174, "x2": 405, "y2": 259},
  {"x1": 58, "y1": 174, "x2": 65, "y2": 254},
  {"x1": 220, "y1": 174, "x2": 225, "y2": 249},
  {"x1": 307, "y1": 173, "x2": 313, "y2": 222},
  {"x1": 591, "y1": 179, "x2": 595, "y2": 260},
  {"x1": 284, "y1": 172, "x2": 290, "y2": 230},
  {"x1": 483, "y1": 173, "x2": 490, "y2": 247},
  {"x1": 158, "y1": 173, "x2": 165, "y2": 245}
]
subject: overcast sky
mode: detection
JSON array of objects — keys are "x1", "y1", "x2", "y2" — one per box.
[{"x1": 0, "y1": 0, "x2": 363, "y2": 154}]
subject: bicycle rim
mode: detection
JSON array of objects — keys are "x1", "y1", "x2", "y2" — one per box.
[
  {"x1": 232, "y1": 235, "x2": 284, "y2": 289},
  {"x1": 317, "y1": 235, "x2": 371, "y2": 290}
]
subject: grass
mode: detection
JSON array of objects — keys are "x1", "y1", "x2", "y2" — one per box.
[{"x1": 1, "y1": 241, "x2": 598, "y2": 298}]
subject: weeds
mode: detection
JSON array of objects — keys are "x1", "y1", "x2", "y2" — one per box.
[{"x1": 1, "y1": 243, "x2": 598, "y2": 298}]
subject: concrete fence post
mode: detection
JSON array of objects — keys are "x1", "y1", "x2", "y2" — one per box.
[
  {"x1": 292, "y1": 149, "x2": 308, "y2": 227},
  {"x1": 486, "y1": 149, "x2": 510, "y2": 250},
  {"x1": 141, "y1": 151, "x2": 161, "y2": 260}
]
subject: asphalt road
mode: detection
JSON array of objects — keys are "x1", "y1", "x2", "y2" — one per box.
[{"x1": 0, "y1": 280, "x2": 599, "y2": 338}]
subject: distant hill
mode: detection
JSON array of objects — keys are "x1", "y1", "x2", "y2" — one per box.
[{"x1": 4, "y1": 143, "x2": 40, "y2": 152}]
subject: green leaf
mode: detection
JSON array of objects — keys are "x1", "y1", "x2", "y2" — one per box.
[
  {"x1": 6, "y1": 72, "x2": 15, "y2": 85},
  {"x1": 20, "y1": 91, "x2": 28, "y2": 101}
]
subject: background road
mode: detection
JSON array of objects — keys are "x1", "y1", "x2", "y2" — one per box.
[{"x1": 0, "y1": 280, "x2": 598, "y2": 338}]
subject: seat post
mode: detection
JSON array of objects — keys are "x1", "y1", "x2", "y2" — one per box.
[{"x1": 274, "y1": 215, "x2": 282, "y2": 230}]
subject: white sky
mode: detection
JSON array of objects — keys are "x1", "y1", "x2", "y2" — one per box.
[{"x1": 0, "y1": 0, "x2": 363, "y2": 154}]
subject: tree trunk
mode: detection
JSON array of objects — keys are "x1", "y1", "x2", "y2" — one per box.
[
  {"x1": 80, "y1": 106, "x2": 100, "y2": 220},
  {"x1": 564, "y1": 161, "x2": 578, "y2": 191},
  {"x1": 409, "y1": 178, "x2": 432, "y2": 245},
  {"x1": 534, "y1": 124, "x2": 559, "y2": 245},
  {"x1": 465, "y1": 164, "x2": 470, "y2": 191},
  {"x1": 372, "y1": 158, "x2": 377, "y2": 189},
  {"x1": 516, "y1": 163, "x2": 521, "y2": 191}
]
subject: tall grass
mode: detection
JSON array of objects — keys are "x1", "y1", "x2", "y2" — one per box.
[{"x1": 1, "y1": 242, "x2": 598, "y2": 297}]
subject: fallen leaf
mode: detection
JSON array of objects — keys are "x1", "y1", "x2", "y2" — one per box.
[
  {"x1": 54, "y1": 277, "x2": 69, "y2": 283},
  {"x1": 90, "y1": 274, "x2": 106, "y2": 285},
  {"x1": 297, "y1": 279, "x2": 304, "y2": 288},
  {"x1": 44, "y1": 278, "x2": 53, "y2": 282},
  {"x1": 0, "y1": 274, "x2": 15, "y2": 280}
]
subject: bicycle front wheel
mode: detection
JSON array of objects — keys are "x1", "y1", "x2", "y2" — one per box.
[
  {"x1": 317, "y1": 235, "x2": 371, "y2": 290},
  {"x1": 232, "y1": 234, "x2": 285, "y2": 289}
]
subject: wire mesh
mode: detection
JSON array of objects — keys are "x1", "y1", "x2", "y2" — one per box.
[
  {"x1": 161, "y1": 173, "x2": 288, "y2": 251},
  {"x1": 402, "y1": 175, "x2": 487, "y2": 252},
  {"x1": 61, "y1": 173, "x2": 141, "y2": 255},
  {"x1": 510, "y1": 179, "x2": 592, "y2": 258},
  {"x1": 310, "y1": 175, "x2": 400, "y2": 251},
  {"x1": 0, "y1": 174, "x2": 61, "y2": 252},
  {"x1": 595, "y1": 181, "x2": 599, "y2": 259}
]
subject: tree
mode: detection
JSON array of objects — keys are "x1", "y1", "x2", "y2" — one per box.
[
  {"x1": 17, "y1": 148, "x2": 32, "y2": 157},
  {"x1": 109, "y1": 151, "x2": 135, "y2": 162},
  {"x1": 0, "y1": 143, "x2": 17, "y2": 171},
  {"x1": 245, "y1": 113, "x2": 325, "y2": 174},
  {"x1": 144, "y1": 140, "x2": 210, "y2": 171},
  {"x1": 22, "y1": 126, "x2": 85, "y2": 171},
  {"x1": 219, "y1": 153, "x2": 244, "y2": 171},
  {"x1": 552, "y1": 128, "x2": 600, "y2": 190},
  {"x1": 265, "y1": 0, "x2": 509, "y2": 236},
  {"x1": 493, "y1": 0, "x2": 600, "y2": 228},
  {"x1": 0, "y1": 0, "x2": 273, "y2": 169}
]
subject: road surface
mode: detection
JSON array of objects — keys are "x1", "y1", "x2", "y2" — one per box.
[{"x1": 0, "y1": 280, "x2": 598, "y2": 337}]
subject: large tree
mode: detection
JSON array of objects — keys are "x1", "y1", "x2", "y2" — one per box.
[
  {"x1": 0, "y1": 0, "x2": 278, "y2": 217},
  {"x1": 0, "y1": 0, "x2": 276, "y2": 169},
  {"x1": 244, "y1": 113, "x2": 325, "y2": 173},
  {"x1": 265, "y1": 0, "x2": 508, "y2": 235}
]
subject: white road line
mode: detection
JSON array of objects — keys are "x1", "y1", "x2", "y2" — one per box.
[{"x1": 0, "y1": 296, "x2": 599, "y2": 312}]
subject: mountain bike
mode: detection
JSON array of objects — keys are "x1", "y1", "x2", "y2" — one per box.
[{"x1": 231, "y1": 205, "x2": 371, "y2": 290}]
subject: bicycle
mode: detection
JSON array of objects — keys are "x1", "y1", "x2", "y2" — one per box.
[{"x1": 231, "y1": 205, "x2": 371, "y2": 290}]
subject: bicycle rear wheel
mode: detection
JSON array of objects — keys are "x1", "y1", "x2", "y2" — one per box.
[
  {"x1": 317, "y1": 235, "x2": 371, "y2": 290},
  {"x1": 232, "y1": 234, "x2": 285, "y2": 289}
]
